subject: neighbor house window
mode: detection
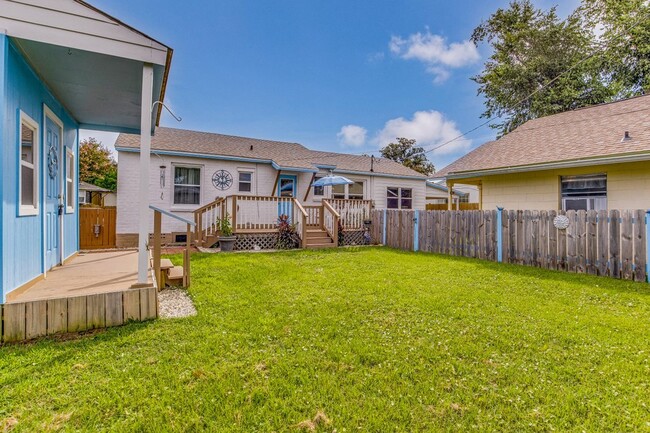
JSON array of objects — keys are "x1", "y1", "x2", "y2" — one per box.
[
  {"x1": 173, "y1": 166, "x2": 201, "y2": 205},
  {"x1": 65, "y1": 148, "x2": 75, "y2": 212},
  {"x1": 19, "y1": 112, "x2": 39, "y2": 216},
  {"x1": 458, "y1": 194, "x2": 470, "y2": 203},
  {"x1": 561, "y1": 174, "x2": 607, "y2": 211},
  {"x1": 332, "y1": 181, "x2": 365, "y2": 200},
  {"x1": 387, "y1": 187, "x2": 412, "y2": 209},
  {"x1": 238, "y1": 171, "x2": 252, "y2": 192},
  {"x1": 313, "y1": 176, "x2": 324, "y2": 196}
]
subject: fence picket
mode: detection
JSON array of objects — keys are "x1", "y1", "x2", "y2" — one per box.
[
  {"x1": 621, "y1": 210, "x2": 634, "y2": 280},
  {"x1": 586, "y1": 211, "x2": 598, "y2": 275},
  {"x1": 576, "y1": 210, "x2": 587, "y2": 274},
  {"x1": 634, "y1": 209, "x2": 646, "y2": 282},
  {"x1": 610, "y1": 210, "x2": 621, "y2": 278},
  {"x1": 597, "y1": 210, "x2": 609, "y2": 276}
]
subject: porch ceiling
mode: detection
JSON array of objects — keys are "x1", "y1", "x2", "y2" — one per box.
[{"x1": 14, "y1": 37, "x2": 166, "y2": 133}]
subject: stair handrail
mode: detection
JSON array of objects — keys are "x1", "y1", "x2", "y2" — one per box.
[
  {"x1": 193, "y1": 197, "x2": 226, "y2": 245},
  {"x1": 292, "y1": 198, "x2": 308, "y2": 245},
  {"x1": 322, "y1": 200, "x2": 340, "y2": 247}
]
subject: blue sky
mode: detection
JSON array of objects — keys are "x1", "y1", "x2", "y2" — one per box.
[{"x1": 82, "y1": 0, "x2": 579, "y2": 170}]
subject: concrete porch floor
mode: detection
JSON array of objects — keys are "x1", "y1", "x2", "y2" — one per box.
[{"x1": 8, "y1": 251, "x2": 152, "y2": 303}]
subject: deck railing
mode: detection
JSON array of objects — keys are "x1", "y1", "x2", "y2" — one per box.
[
  {"x1": 194, "y1": 198, "x2": 226, "y2": 245},
  {"x1": 323, "y1": 200, "x2": 340, "y2": 247},
  {"x1": 304, "y1": 206, "x2": 322, "y2": 227},
  {"x1": 324, "y1": 199, "x2": 373, "y2": 230},
  {"x1": 231, "y1": 195, "x2": 294, "y2": 232},
  {"x1": 293, "y1": 200, "x2": 308, "y2": 245}
]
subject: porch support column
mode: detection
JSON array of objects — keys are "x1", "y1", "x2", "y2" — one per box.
[
  {"x1": 447, "y1": 181, "x2": 454, "y2": 211},
  {"x1": 478, "y1": 183, "x2": 483, "y2": 210},
  {"x1": 137, "y1": 63, "x2": 154, "y2": 285}
]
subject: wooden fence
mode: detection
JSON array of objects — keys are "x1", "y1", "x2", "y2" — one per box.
[
  {"x1": 0, "y1": 287, "x2": 157, "y2": 343},
  {"x1": 372, "y1": 209, "x2": 649, "y2": 282},
  {"x1": 80, "y1": 207, "x2": 117, "y2": 249}
]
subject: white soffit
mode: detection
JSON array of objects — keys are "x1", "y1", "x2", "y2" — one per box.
[{"x1": 0, "y1": 0, "x2": 170, "y2": 65}]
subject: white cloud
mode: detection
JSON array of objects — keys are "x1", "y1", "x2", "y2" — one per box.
[
  {"x1": 375, "y1": 110, "x2": 472, "y2": 156},
  {"x1": 390, "y1": 30, "x2": 480, "y2": 83},
  {"x1": 337, "y1": 124, "x2": 368, "y2": 147}
]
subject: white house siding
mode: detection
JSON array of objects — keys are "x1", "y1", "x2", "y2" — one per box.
[{"x1": 117, "y1": 152, "x2": 426, "y2": 243}]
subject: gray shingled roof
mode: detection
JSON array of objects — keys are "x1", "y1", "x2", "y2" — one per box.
[
  {"x1": 115, "y1": 127, "x2": 426, "y2": 178},
  {"x1": 436, "y1": 94, "x2": 650, "y2": 178}
]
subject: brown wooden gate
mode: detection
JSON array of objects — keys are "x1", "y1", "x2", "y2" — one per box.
[{"x1": 79, "y1": 207, "x2": 116, "y2": 249}]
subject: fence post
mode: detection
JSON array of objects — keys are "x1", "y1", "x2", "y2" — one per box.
[
  {"x1": 646, "y1": 210, "x2": 650, "y2": 282},
  {"x1": 382, "y1": 209, "x2": 387, "y2": 245},
  {"x1": 497, "y1": 206, "x2": 504, "y2": 263},
  {"x1": 414, "y1": 210, "x2": 419, "y2": 252}
]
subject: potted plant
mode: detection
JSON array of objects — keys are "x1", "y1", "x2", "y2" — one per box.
[{"x1": 217, "y1": 213, "x2": 236, "y2": 252}]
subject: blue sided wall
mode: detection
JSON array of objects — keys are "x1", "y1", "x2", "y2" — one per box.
[{"x1": 2, "y1": 37, "x2": 79, "y2": 302}]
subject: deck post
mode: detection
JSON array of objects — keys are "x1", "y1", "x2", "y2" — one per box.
[
  {"x1": 646, "y1": 210, "x2": 650, "y2": 282},
  {"x1": 153, "y1": 210, "x2": 162, "y2": 289},
  {"x1": 413, "y1": 210, "x2": 419, "y2": 252},
  {"x1": 382, "y1": 209, "x2": 387, "y2": 245},
  {"x1": 231, "y1": 195, "x2": 238, "y2": 232},
  {"x1": 184, "y1": 223, "x2": 191, "y2": 287},
  {"x1": 497, "y1": 206, "x2": 504, "y2": 263},
  {"x1": 137, "y1": 63, "x2": 154, "y2": 285}
]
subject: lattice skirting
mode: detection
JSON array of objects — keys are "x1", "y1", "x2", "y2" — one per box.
[
  {"x1": 235, "y1": 233, "x2": 282, "y2": 251},
  {"x1": 342, "y1": 230, "x2": 370, "y2": 246}
]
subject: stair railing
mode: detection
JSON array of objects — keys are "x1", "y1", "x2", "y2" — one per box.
[
  {"x1": 150, "y1": 205, "x2": 196, "y2": 289},
  {"x1": 322, "y1": 200, "x2": 340, "y2": 247},
  {"x1": 193, "y1": 197, "x2": 226, "y2": 245},
  {"x1": 292, "y1": 199, "x2": 308, "y2": 246}
]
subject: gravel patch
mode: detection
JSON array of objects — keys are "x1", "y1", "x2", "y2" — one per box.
[{"x1": 158, "y1": 288, "x2": 197, "y2": 319}]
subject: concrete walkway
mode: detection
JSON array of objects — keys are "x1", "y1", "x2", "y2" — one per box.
[{"x1": 9, "y1": 251, "x2": 151, "y2": 303}]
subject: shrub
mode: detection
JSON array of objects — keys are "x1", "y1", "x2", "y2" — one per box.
[{"x1": 276, "y1": 214, "x2": 299, "y2": 249}]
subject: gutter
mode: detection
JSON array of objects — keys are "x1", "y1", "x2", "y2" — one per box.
[{"x1": 441, "y1": 151, "x2": 650, "y2": 180}]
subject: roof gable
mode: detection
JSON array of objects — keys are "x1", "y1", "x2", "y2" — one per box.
[{"x1": 437, "y1": 94, "x2": 650, "y2": 178}]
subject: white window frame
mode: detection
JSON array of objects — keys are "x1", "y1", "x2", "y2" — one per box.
[
  {"x1": 65, "y1": 148, "x2": 75, "y2": 213},
  {"x1": 19, "y1": 111, "x2": 39, "y2": 216},
  {"x1": 172, "y1": 164, "x2": 202, "y2": 208},
  {"x1": 238, "y1": 170, "x2": 253, "y2": 193},
  {"x1": 387, "y1": 187, "x2": 413, "y2": 210},
  {"x1": 332, "y1": 181, "x2": 365, "y2": 200}
]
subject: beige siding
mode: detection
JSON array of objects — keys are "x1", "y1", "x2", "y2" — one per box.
[{"x1": 475, "y1": 160, "x2": 650, "y2": 210}]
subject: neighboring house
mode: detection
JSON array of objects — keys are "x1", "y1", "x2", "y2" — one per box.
[
  {"x1": 0, "y1": 1, "x2": 172, "y2": 302},
  {"x1": 115, "y1": 127, "x2": 427, "y2": 246},
  {"x1": 435, "y1": 95, "x2": 650, "y2": 211},
  {"x1": 78, "y1": 181, "x2": 116, "y2": 207},
  {"x1": 425, "y1": 181, "x2": 467, "y2": 207}
]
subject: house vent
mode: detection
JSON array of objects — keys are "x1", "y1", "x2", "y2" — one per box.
[{"x1": 621, "y1": 131, "x2": 631, "y2": 142}]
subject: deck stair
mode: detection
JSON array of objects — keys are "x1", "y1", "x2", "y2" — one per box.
[
  {"x1": 154, "y1": 258, "x2": 185, "y2": 287},
  {"x1": 303, "y1": 228, "x2": 335, "y2": 249}
]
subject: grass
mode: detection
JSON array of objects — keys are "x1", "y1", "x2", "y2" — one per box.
[{"x1": 2, "y1": 247, "x2": 650, "y2": 432}]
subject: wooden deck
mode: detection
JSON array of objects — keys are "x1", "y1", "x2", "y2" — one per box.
[{"x1": 7, "y1": 251, "x2": 151, "y2": 303}]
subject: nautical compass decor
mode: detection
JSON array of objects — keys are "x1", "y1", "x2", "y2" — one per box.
[
  {"x1": 212, "y1": 169, "x2": 233, "y2": 190},
  {"x1": 47, "y1": 144, "x2": 59, "y2": 179}
]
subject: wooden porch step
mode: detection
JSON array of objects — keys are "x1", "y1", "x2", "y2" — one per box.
[
  {"x1": 306, "y1": 230, "x2": 329, "y2": 238},
  {"x1": 167, "y1": 266, "x2": 184, "y2": 284}
]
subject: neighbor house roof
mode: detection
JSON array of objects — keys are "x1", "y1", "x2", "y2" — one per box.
[
  {"x1": 426, "y1": 181, "x2": 466, "y2": 197},
  {"x1": 436, "y1": 94, "x2": 650, "y2": 179},
  {"x1": 115, "y1": 127, "x2": 427, "y2": 179},
  {"x1": 79, "y1": 181, "x2": 112, "y2": 193}
]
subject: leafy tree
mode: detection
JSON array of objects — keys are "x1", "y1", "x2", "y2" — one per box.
[
  {"x1": 471, "y1": 0, "x2": 613, "y2": 136},
  {"x1": 380, "y1": 138, "x2": 435, "y2": 176},
  {"x1": 579, "y1": 0, "x2": 650, "y2": 96},
  {"x1": 79, "y1": 138, "x2": 117, "y2": 191}
]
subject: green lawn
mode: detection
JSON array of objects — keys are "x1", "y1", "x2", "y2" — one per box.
[{"x1": 2, "y1": 248, "x2": 650, "y2": 432}]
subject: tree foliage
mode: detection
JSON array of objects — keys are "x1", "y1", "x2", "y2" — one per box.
[
  {"x1": 471, "y1": 0, "x2": 612, "y2": 136},
  {"x1": 579, "y1": 0, "x2": 650, "y2": 96},
  {"x1": 380, "y1": 138, "x2": 435, "y2": 176},
  {"x1": 472, "y1": 0, "x2": 650, "y2": 136},
  {"x1": 79, "y1": 138, "x2": 117, "y2": 191}
]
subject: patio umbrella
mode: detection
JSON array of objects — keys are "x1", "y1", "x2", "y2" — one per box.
[{"x1": 312, "y1": 174, "x2": 354, "y2": 187}]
